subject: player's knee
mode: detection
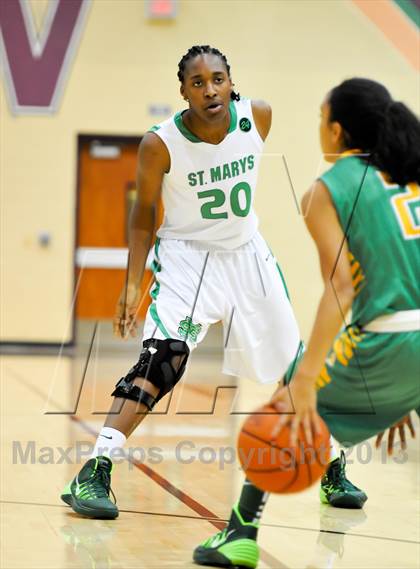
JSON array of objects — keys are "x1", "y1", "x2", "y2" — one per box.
[{"x1": 111, "y1": 338, "x2": 190, "y2": 411}]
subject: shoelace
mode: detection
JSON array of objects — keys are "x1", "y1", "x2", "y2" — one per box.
[
  {"x1": 89, "y1": 467, "x2": 117, "y2": 503},
  {"x1": 327, "y1": 451, "x2": 358, "y2": 491},
  {"x1": 204, "y1": 528, "x2": 228, "y2": 547}
]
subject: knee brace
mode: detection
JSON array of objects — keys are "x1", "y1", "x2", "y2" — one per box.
[{"x1": 111, "y1": 338, "x2": 190, "y2": 411}]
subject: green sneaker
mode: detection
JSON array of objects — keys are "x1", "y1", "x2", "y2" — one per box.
[
  {"x1": 193, "y1": 505, "x2": 259, "y2": 568},
  {"x1": 61, "y1": 456, "x2": 118, "y2": 519},
  {"x1": 320, "y1": 451, "x2": 368, "y2": 509}
]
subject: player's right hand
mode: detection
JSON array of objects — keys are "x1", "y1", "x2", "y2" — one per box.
[
  {"x1": 269, "y1": 373, "x2": 322, "y2": 447},
  {"x1": 113, "y1": 285, "x2": 141, "y2": 339}
]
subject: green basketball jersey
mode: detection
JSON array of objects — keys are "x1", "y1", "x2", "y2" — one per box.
[{"x1": 320, "y1": 155, "x2": 420, "y2": 326}]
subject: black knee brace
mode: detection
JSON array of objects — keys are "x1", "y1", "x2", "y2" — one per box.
[{"x1": 111, "y1": 338, "x2": 190, "y2": 411}]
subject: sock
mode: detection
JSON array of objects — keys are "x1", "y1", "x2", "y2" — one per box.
[
  {"x1": 91, "y1": 427, "x2": 127, "y2": 460},
  {"x1": 329, "y1": 435, "x2": 339, "y2": 462},
  {"x1": 229, "y1": 479, "x2": 269, "y2": 532}
]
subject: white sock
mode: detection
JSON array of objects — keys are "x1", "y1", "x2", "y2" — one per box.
[
  {"x1": 329, "y1": 435, "x2": 339, "y2": 462},
  {"x1": 91, "y1": 427, "x2": 127, "y2": 461}
]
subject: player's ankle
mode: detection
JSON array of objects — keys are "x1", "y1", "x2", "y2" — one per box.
[
  {"x1": 90, "y1": 427, "x2": 127, "y2": 460},
  {"x1": 326, "y1": 456, "x2": 340, "y2": 475},
  {"x1": 227, "y1": 504, "x2": 259, "y2": 539}
]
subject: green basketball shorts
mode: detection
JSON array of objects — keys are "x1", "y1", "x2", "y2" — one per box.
[{"x1": 316, "y1": 325, "x2": 420, "y2": 446}]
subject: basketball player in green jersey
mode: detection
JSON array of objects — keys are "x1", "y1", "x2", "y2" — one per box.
[
  {"x1": 60, "y1": 46, "x2": 363, "y2": 524},
  {"x1": 194, "y1": 78, "x2": 419, "y2": 568}
]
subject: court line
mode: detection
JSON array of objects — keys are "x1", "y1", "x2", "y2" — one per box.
[
  {"x1": 2, "y1": 499, "x2": 419, "y2": 546},
  {"x1": 9, "y1": 366, "x2": 419, "y2": 559},
  {"x1": 352, "y1": 0, "x2": 420, "y2": 70},
  {"x1": 71, "y1": 414, "x2": 288, "y2": 569},
  {"x1": 6, "y1": 366, "x2": 420, "y2": 552},
  {"x1": 6, "y1": 365, "x2": 287, "y2": 569},
  {"x1": 0, "y1": 499, "x2": 227, "y2": 523},
  {"x1": 72, "y1": 411, "x2": 226, "y2": 525},
  {"x1": 79, "y1": 419, "x2": 230, "y2": 438},
  {"x1": 181, "y1": 383, "x2": 223, "y2": 397},
  {"x1": 260, "y1": 521, "x2": 420, "y2": 546},
  {"x1": 45, "y1": 321, "x2": 99, "y2": 415}
]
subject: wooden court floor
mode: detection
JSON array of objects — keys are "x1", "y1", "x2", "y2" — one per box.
[{"x1": 1, "y1": 327, "x2": 419, "y2": 569}]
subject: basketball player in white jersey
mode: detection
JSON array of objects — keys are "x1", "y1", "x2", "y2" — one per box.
[{"x1": 61, "y1": 48, "x2": 365, "y2": 551}]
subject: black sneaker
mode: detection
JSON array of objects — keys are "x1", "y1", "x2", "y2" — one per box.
[
  {"x1": 61, "y1": 456, "x2": 118, "y2": 519},
  {"x1": 193, "y1": 505, "x2": 259, "y2": 568},
  {"x1": 320, "y1": 451, "x2": 368, "y2": 509}
]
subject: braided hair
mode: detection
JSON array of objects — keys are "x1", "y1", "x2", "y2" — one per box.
[{"x1": 177, "y1": 45, "x2": 240, "y2": 101}]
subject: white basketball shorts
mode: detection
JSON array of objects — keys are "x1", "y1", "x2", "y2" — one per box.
[{"x1": 142, "y1": 232, "x2": 301, "y2": 384}]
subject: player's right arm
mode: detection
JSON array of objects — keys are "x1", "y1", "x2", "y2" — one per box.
[
  {"x1": 270, "y1": 181, "x2": 354, "y2": 444},
  {"x1": 113, "y1": 132, "x2": 170, "y2": 339}
]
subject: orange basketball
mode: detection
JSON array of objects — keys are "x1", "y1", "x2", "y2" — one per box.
[{"x1": 237, "y1": 404, "x2": 330, "y2": 493}]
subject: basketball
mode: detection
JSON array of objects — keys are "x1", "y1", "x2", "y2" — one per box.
[{"x1": 237, "y1": 404, "x2": 331, "y2": 493}]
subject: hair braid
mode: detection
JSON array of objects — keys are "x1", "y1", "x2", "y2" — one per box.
[{"x1": 177, "y1": 45, "x2": 240, "y2": 101}]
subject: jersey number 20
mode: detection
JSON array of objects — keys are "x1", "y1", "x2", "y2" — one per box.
[{"x1": 198, "y1": 182, "x2": 251, "y2": 219}]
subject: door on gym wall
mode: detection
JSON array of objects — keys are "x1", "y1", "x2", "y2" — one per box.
[{"x1": 75, "y1": 135, "x2": 162, "y2": 320}]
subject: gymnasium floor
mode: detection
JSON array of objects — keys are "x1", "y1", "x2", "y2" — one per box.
[{"x1": 1, "y1": 321, "x2": 419, "y2": 569}]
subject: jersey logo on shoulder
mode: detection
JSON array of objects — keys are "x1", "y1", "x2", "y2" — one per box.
[{"x1": 239, "y1": 117, "x2": 252, "y2": 132}]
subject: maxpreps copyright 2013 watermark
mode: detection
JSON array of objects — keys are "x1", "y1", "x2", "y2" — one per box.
[{"x1": 12, "y1": 440, "x2": 408, "y2": 470}]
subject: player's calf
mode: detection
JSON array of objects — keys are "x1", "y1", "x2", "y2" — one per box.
[{"x1": 61, "y1": 338, "x2": 189, "y2": 519}]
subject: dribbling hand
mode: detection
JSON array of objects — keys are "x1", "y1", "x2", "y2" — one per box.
[{"x1": 269, "y1": 373, "x2": 323, "y2": 447}]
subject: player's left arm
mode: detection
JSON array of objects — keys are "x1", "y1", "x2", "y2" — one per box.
[
  {"x1": 271, "y1": 180, "x2": 355, "y2": 444},
  {"x1": 251, "y1": 100, "x2": 272, "y2": 141}
]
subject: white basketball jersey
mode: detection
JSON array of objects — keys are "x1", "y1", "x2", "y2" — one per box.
[{"x1": 151, "y1": 98, "x2": 264, "y2": 249}]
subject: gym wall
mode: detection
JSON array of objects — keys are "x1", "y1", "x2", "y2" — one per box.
[{"x1": 1, "y1": 0, "x2": 418, "y2": 343}]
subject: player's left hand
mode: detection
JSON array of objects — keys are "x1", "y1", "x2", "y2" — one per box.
[
  {"x1": 269, "y1": 373, "x2": 323, "y2": 447},
  {"x1": 375, "y1": 413, "x2": 416, "y2": 455}
]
